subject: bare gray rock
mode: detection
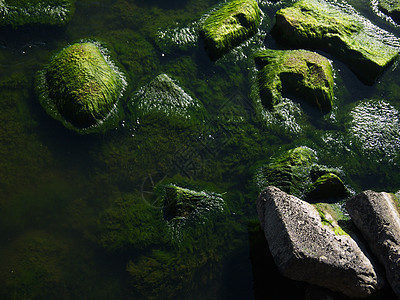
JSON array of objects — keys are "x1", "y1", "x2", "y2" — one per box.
[
  {"x1": 257, "y1": 186, "x2": 384, "y2": 298},
  {"x1": 346, "y1": 190, "x2": 400, "y2": 297}
]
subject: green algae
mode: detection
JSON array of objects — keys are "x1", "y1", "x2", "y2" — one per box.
[
  {"x1": 306, "y1": 172, "x2": 350, "y2": 201},
  {"x1": 0, "y1": 0, "x2": 75, "y2": 27},
  {"x1": 255, "y1": 146, "x2": 318, "y2": 197},
  {"x1": 36, "y1": 41, "x2": 127, "y2": 132},
  {"x1": 378, "y1": 0, "x2": 400, "y2": 23},
  {"x1": 313, "y1": 202, "x2": 350, "y2": 236},
  {"x1": 128, "y1": 73, "x2": 206, "y2": 126},
  {"x1": 254, "y1": 49, "x2": 334, "y2": 112},
  {"x1": 272, "y1": 0, "x2": 399, "y2": 85},
  {"x1": 200, "y1": 0, "x2": 261, "y2": 60}
]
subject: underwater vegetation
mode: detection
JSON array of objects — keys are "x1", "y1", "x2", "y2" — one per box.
[
  {"x1": 35, "y1": 41, "x2": 127, "y2": 132},
  {"x1": 200, "y1": 0, "x2": 261, "y2": 60},
  {"x1": 254, "y1": 49, "x2": 334, "y2": 113},
  {"x1": 378, "y1": 0, "x2": 400, "y2": 23},
  {"x1": 0, "y1": 0, "x2": 75, "y2": 27},
  {"x1": 272, "y1": 0, "x2": 399, "y2": 85}
]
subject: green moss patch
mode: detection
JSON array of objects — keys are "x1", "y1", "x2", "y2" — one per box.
[
  {"x1": 129, "y1": 73, "x2": 205, "y2": 126},
  {"x1": 0, "y1": 0, "x2": 75, "y2": 27},
  {"x1": 306, "y1": 172, "x2": 350, "y2": 201},
  {"x1": 255, "y1": 146, "x2": 318, "y2": 197},
  {"x1": 313, "y1": 203, "x2": 350, "y2": 236},
  {"x1": 272, "y1": 0, "x2": 399, "y2": 85},
  {"x1": 254, "y1": 49, "x2": 334, "y2": 112},
  {"x1": 200, "y1": 0, "x2": 261, "y2": 60},
  {"x1": 36, "y1": 41, "x2": 127, "y2": 132}
]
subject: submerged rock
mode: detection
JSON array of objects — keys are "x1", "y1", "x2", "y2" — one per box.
[
  {"x1": 272, "y1": 0, "x2": 399, "y2": 85},
  {"x1": 200, "y1": 0, "x2": 261, "y2": 60},
  {"x1": 257, "y1": 186, "x2": 384, "y2": 298},
  {"x1": 347, "y1": 190, "x2": 400, "y2": 297},
  {"x1": 129, "y1": 73, "x2": 205, "y2": 125},
  {"x1": 160, "y1": 184, "x2": 225, "y2": 225},
  {"x1": 255, "y1": 146, "x2": 318, "y2": 197},
  {"x1": 254, "y1": 49, "x2": 334, "y2": 112},
  {"x1": 0, "y1": 0, "x2": 75, "y2": 27},
  {"x1": 36, "y1": 41, "x2": 126, "y2": 131},
  {"x1": 378, "y1": 0, "x2": 400, "y2": 23}
]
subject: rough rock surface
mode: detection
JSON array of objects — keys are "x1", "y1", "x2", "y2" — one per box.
[
  {"x1": 378, "y1": 0, "x2": 400, "y2": 24},
  {"x1": 254, "y1": 49, "x2": 334, "y2": 112},
  {"x1": 257, "y1": 186, "x2": 384, "y2": 298},
  {"x1": 200, "y1": 0, "x2": 261, "y2": 60},
  {"x1": 272, "y1": 0, "x2": 399, "y2": 85},
  {"x1": 0, "y1": 0, "x2": 75, "y2": 27},
  {"x1": 346, "y1": 190, "x2": 400, "y2": 297}
]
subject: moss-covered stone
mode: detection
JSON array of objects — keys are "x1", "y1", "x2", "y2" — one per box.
[
  {"x1": 307, "y1": 173, "x2": 350, "y2": 201},
  {"x1": 313, "y1": 203, "x2": 350, "y2": 236},
  {"x1": 199, "y1": 0, "x2": 261, "y2": 60},
  {"x1": 255, "y1": 146, "x2": 318, "y2": 197},
  {"x1": 36, "y1": 41, "x2": 127, "y2": 131},
  {"x1": 254, "y1": 49, "x2": 334, "y2": 112},
  {"x1": 272, "y1": 0, "x2": 399, "y2": 85},
  {"x1": 0, "y1": 0, "x2": 75, "y2": 27},
  {"x1": 129, "y1": 73, "x2": 205, "y2": 125},
  {"x1": 159, "y1": 183, "x2": 225, "y2": 225},
  {"x1": 378, "y1": 0, "x2": 400, "y2": 23}
]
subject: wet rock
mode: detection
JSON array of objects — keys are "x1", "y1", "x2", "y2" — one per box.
[
  {"x1": 36, "y1": 41, "x2": 126, "y2": 130},
  {"x1": 254, "y1": 49, "x2": 334, "y2": 112},
  {"x1": 129, "y1": 73, "x2": 205, "y2": 125},
  {"x1": 346, "y1": 190, "x2": 400, "y2": 297},
  {"x1": 272, "y1": 0, "x2": 399, "y2": 85},
  {"x1": 257, "y1": 186, "x2": 384, "y2": 298},
  {"x1": 378, "y1": 0, "x2": 400, "y2": 24},
  {"x1": 306, "y1": 173, "x2": 350, "y2": 201},
  {"x1": 255, "y1": 146, "x2": 318, "y2": 197},
  {"x1": 0, "y1": 0, "x2": 75, "y2": 27},
  {"x1": 160, "y1": 184, "x2": 225, "y2": 225},
  {"x1": 200, "y1": 0, "x2": 261, "y2": 60}
]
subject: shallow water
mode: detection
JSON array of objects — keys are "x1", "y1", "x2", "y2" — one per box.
[{"x1": 1, "y1": 0, "x2": 400, "y2": 298}]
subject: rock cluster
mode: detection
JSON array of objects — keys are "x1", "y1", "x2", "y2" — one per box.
[{"x1": 257, "y1": 186, "x2": 400, "y2": 298}]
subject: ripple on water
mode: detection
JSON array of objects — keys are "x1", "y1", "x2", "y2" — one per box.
[{"x1": 349, "y1": 99, "x2": 400, "y2": 162}]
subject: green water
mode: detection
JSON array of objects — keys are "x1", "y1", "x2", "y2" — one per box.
[{"x1": 1, "y1": 0, "x2": 400, "y2": 298}]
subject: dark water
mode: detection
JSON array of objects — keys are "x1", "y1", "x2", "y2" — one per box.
[{"x1": 1, "y1": 0, "x2": 400, "y2": 299}]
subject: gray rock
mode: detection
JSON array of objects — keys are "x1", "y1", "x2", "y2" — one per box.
[
  {"x1": 346, "y1": 190, "x2": 400, "y2": 297},
  {"x1": 257, "y1": 186, "x2": 384, "y2": 298}
]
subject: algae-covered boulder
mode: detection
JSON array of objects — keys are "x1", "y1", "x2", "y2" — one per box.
[
  {"x1": 272, "y1": 0, "x2": 399, "y2": 85},
  {"x1": 254, "y1": 49, "x2": 334, "y2": 112},
  {"x1": 129, "y1": 74, "x2": 205, "y2": 125},
  {"x1": 160, "y1": 184, "x2": 225, "y2": 225},
  {"x1": 200, "y1": 0, "x2": 261, "y2": 60},
  {"x1": 36, "y1": 41, "x2": 127, "y2": 131},
  {"x1": 306, "y1": 173, "x2": 350, "y2": 201},
  {"x1": 0, "y1": 0, "x2": 75, "y2": 27},
  {"x1": 378, "y1": 0, "x2": 400, "y2": 23},
  {"x1": 255, "y1": 146, "x2": 318, "y2": 197}
]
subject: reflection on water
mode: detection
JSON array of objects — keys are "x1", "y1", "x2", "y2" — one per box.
[{"x1": 1, "y1": 0, "x2": 400, "y2": 298}]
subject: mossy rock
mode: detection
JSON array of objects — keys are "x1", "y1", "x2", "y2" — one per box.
[
  {"x1": 0, "y1": 0, "x2": 75, "y2": 27},
  {"x1": 378, "y1": 0, "x2": 400, "y2": 23},
  {"x1": 129, "y1": 73, "x2": 205, "y2": 126},
  {"x1": 272, "y1": 0, "x2": 399, "y2": 85},
  {"x1": 254, "y1": 49, "x2": 334, "y2": 112},
  {"x1": 255, "y1": 146, "x2": 318, "y2": 197},
  {"x1": 159, "y1": 183, "x2": 225, "y2": 225},
  {"x1": 199, "y1": 0, "x2": 261, "y2": 60},
  {"x1": 36, "y1": 41, "x2": 127, "y2": 132},
  {"x1": 306, "y1": 173, "x2": 350, "y2": 201}
]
